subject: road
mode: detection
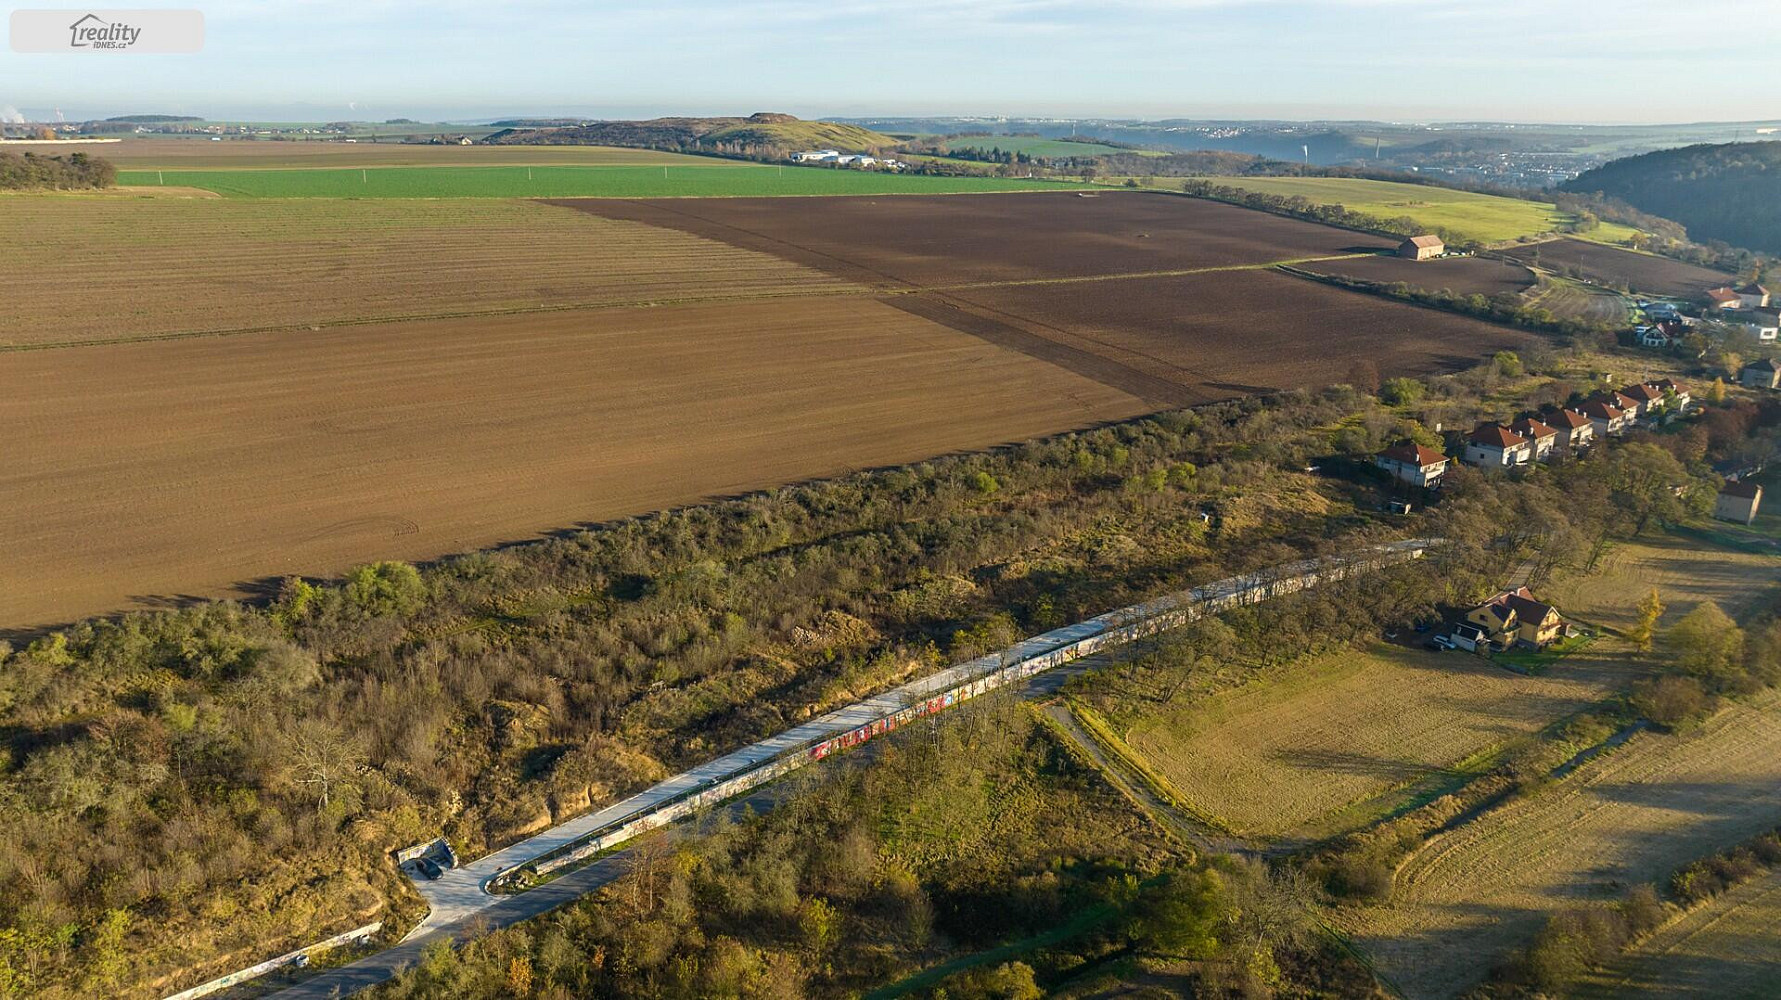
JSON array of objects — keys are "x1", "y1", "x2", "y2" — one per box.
[{"x1": 262, "y1": 540, "x2": 1432, "y2": 999}]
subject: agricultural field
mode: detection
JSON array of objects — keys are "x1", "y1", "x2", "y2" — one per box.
[
  {"x1": 573, "y1": 192, "x2": 1537, "y2": 407},
  {"x1": 0, "y1": 196, "x2": 861, "y2": 347},
  {"x1": 1109, "y1": 643, "x2": 1639, "y2": 841},
  {"x1": 0, "y1": 295, "x2": 1148, "y2": 628},
  {"x1": 1297, "y1": 253, "x2": 1536, "y2": 297},
  {"x1": 1346, "y1": 695, "x2": 1781, "y2": 1000},
  {"x1": 938, "y1": 135, "x2": 1147, "y2": 157},
  {"x1": 1543, "y1": 535, "x2": 1781, "y2": 632},
  {"x1": 569, "y1": 190, "x2": 1388, "y2": 286},
  {"x1": 90, "y1": 137, "x2": 729, "y2": 168},
  {"x1": 1572, "y1": 867, "x2": 1781, "y2": 999},
  {"x1": 1498, "y1": 237, "x2": 1732, "y2": 299},
  {"x1": 114, "y1": 163, "x2": 1076, "y2": 198},
  {"x1": 1207, "y1": 176, "x2": 1642, "y2": 245},
  {"x1": 1521, "y1": 273, "x2": 1636, "y2": 326}
]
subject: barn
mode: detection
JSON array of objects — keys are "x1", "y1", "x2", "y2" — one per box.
[{"x1": 1398, "y1": 235, "x2": 1445, "y2": 261}]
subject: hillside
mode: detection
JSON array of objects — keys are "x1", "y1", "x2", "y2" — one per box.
[
  {"x1": 1564, "y1": 141, "x2": 1781, "y2": 253},
  {"x1": 487, "y1": 111, "x2": 893, "y2": 153}
]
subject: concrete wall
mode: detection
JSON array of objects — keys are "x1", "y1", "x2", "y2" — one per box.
[{"x1": 159, "y1": 922, "x2": 382, "y2": 1000}]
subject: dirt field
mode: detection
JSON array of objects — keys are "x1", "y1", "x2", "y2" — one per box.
[
  {"x1": 1118, "y1": 644, "x2": 1639, "y2": 840},
  {"x1": 0, "y1": 298, "x2": 1147, "y2": 629},
  {"x1": 1298, "y1": 254, "x2": 1536, "y2": 297},
  {"x1": 0, "y1": 196, "x2": 855, "y2": 348},
  {"x1": 1543, "y1": 535, "x2": 1781, "y2": 631},
  {"x1": 1522, "y1": 274, "x2": 1635, "y2": 326},
  {"x1": 559, "y1": 191, "x2": 1396, "y2": 286},
  {"x1": 1346, "y1": 694, "x2": 1781, "y2": 1000},
  {"x1": 93, "y1": 138, "x2": 731, "y2": 168},
  {"x1": 1573, "y1": 867, "x2": 1781, "y2": 999},
  {"x1": 565, "y1": 193, "x2": 1537, "y2": 406},
  {"x1": 1497, "y1": 239, "x2": 1731, "y2": 299}
]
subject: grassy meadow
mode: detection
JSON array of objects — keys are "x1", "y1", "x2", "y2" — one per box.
[
  {"x1": 1206, "y1": 176, "x2": 1642, "y2": 245},
  {"x1": 116, "y1": 163, "x2": 1080, "y2": 198}
]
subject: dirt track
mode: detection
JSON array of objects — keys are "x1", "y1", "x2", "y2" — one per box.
[{"x1": 0, "y1": 298, "x2": 1145, "y2": 629}]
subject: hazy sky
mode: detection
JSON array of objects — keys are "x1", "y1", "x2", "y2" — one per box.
[{"x1": 3, "y1": 0, "x2": 1778, "y2": 123}]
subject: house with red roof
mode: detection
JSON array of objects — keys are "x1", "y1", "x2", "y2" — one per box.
[
  {"x1": 1707, "y1": 286, "x2": 1743, "y2": 311},
  {"x1": 1460, "y1": 586, "x2": 1567, "y2": 651},
  {"x1": 1574, "y1": 399, "x2": 1630, "y2": 437},
  {"x1": 1374, "y1": 442, "x2": 1449, "y2": 487},
  {"x1": 1508, "y1": 417, "x2": 1559, "y2": 461},
  {"x1": 1544, "y1": 408, "x2": 1596, "y2": 453},
  {"x1": 1462, "y1": 424, "x2": 1533, "y2": 469}
]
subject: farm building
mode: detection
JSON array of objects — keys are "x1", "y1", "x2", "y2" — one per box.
[
  {"x1": 1460, "y1": 586, "x2": 1566, "y2": 651},
  {"x1": 1374, "y1": 442, "x2": 1449, "y2": 486},
  {"x1": 1398, "y1": 235, "x2": 1445, "y2": 261},
  {"x1": 1741, "y1": 358, "x2": 1781, "y2": 390},
  {"x1": 1462, "y1": 424, "x2": 1533, "y2": 469},
  {"x1": 1715, "y1": 481, "x2": 1763, "y2": 525}
]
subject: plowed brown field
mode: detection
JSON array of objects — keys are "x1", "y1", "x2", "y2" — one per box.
[
  {"x1": 1298, "y1": 254, "x2": 1535, "y2": 297},
  {"x1": 0, "y1": 298, "x2": 1146, "y2": 628},
  {"x1": 1498, "y1": 238, "x2": 1731, "y2": 299}
]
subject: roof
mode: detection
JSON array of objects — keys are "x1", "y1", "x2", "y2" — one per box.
[
  {"x1": 1588, "y1": 390, "x2": 1637, "y2": 409},
  {"x1": 1379, "y1": 443, "x2": 1448, "y2": 467},
  {"x1": 1476, "y1": 586, "x2": 1558, "y2": 627},
  {"x1": 1468, "y1": 424, "x2": 1528, "y2": 448},
  {"x1": 1721, "y1": 480, "x2": 1763, "y2": 500},
  {"x1": 1578, "y1": 400, "x2": 1625, "y2": 419},
  {"x1": 1747, "y1": 358, "x2": 1781, "y2": 373},
  {"x1": 1621, "y1": 383, "x2": 1665, "y2": 403},
  {"x1": 1707, "y1": 287, "x2": 1741, "y2": 304},
  {"x1": 1652, "y1": 378, "x2": 1685, "y2": 392},
  {"x1": 1548, "y1": 409, "x2": 1593, "y2": 430},
  {"x1": 1509, "y1": 417, "x2": 1558, "y2": 439},
  {"x1": 1737, "y1": 283, "x2": 1770, "y2": 295},
  {"x1": 1403, "y1": 235, "x2": 1444, "y2": 248}
]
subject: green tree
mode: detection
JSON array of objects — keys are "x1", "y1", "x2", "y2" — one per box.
[
  {"x1": 343, "y1": 560, "x2": 427, "y2": 617},
  {"x1": 1668, "y1": 601, "x2": 1746, "y2": 688},
  {"x1": 1380, "y1": 377, "x2": 1425, "y2": 406},
  {"x1": 1493, "y1": 350, "x2": 1525, "y2": 378},
  {"x1": 1125, "y1": 869, "x2": 1226, "y2": 958}
]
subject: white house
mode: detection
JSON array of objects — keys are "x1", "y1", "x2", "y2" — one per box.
[
  {"x1": 1508, "y1": 417, "x2": 1560, "y2": 461},
  {"x1": 1463, "y1": 424, "x2": 1534, "y2": 468},
  {"x1": 1374, "y1": 443, "x2": 1450, "y2": 486},
  {"x1": 1544, "y1": 408, "x2": 1596, "y2": 452},
  {"x1": 1575, "y1": 400, "x2": 1630, "y2": 437}
]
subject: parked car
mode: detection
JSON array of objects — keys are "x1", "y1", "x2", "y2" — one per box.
[{"x1": 1424, "y1": 635, "x2": 1455, "y2": 651}]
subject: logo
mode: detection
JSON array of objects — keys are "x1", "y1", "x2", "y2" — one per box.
[
  {"x1": 10, "y1": 9, "x2": 204, "y2": 53},
  {"x1": 68, "y1": 13, "x2": 140, "y2": 49}
]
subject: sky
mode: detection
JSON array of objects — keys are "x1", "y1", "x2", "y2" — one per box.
[{"x1": 3, "y1": 0, "x2": 1778, "y2": 124}]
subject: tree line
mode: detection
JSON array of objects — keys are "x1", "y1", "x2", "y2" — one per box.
[{"x1": 0, "y1": 152, "x2": 115, "y2": 190}]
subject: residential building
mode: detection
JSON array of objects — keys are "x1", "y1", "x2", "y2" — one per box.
[
  {"x1": 1398, "y1": 235, "x2": 1445, "y2": 261},
  {"x1": 1508, "y1": 417, "x2": 1560, "y2": 460},
  {"x1": 1707, "y1": 286, "x2": 1743, "y2": 311},
  {"x1": 1462, "y1": 586, "x2": 1567, "y2": 650},
  {"x1": 1741, "y1": 358, "x2": 1781, "y2": 390},
  {"x1": 1635, "y1": 325, "x2": 1673, "y2": 349},
  {"x1": 1462, "y1": 424, "x2": 1534, "y2": 468},
  {"x1": 1651, "y1": 378, "x2": 1690, "y2": 410},
  {"x1": 1744, "y1": 313, "x2": 1780, "y2": 342},
  {"x1": 1619, "y1": 382, "x2": 1666, "y2": 417},
  {"x1": 1738, "y1": 283, "x2": 1772, "y2": 309},
  {"x1": 1575, "y1": 399, "x2": 1630, "y2": 437},
  {"x1": 1715, "y1": 481, "x2": 1763, "y2": 525},
  {"x1": 1544, "y1": 408, "x2": 1596, "y2": 452},
  {"x1": 1374, "y1": 443, "x2": 1450, "y2": 486}
]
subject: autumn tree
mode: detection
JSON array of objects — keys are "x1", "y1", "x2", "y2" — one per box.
[{"x1": 1628, "y1": 589, "x2": 1665, "y2": 653}]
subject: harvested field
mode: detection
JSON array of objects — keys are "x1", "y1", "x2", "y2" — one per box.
[
  {"x1": 560, "y1": 191, "x2": 1397, "y2": 287},
  {"x1": 1297, "y1": 254, "x2": 1535, "y2": 297},
  {"x1": 1498, "y1": 238, "x2": 1731, "y2": 299},
  {"x1": 1522, "y1": 274, "x2": 1635, "y2": 326},
  {"x1": 1117, "y1": 644, "x2": 1639, "y2": 840},
  {"x1": 1542, "y1": 535, "x2": 1781, "y2": 632},
  {"x1": 1573, "y1": 866, "x2": 1781, "y2": 999},
  {"x1": 96, "y1": 138, "x2": 732, "y2": 169},
  {"x1": 1345, "y1": 695, "x2": 1781, "y2": 1000},
  {"x1": 0, "y1": 196, "x2": 855, "y2": 347},
  {"x1": 0, "y1": 298, "x2": 1147, "y2": 629},
  {"x1": 929, "y1": 271, "x2": 1538, "y2": 406}
]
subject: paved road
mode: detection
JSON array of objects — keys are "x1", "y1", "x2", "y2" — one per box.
[{"x1": 264, "y1": 540, "x2": 1432, "y2": 999}]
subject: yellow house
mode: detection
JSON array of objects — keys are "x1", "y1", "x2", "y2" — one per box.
[{"x1": 1463, "y1": 587, "x2": 1565, "y2": 650}]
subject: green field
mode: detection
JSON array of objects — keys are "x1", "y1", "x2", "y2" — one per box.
[
  {"x1": 1207, "y1": 176, "x2": 1642, "y2": 245},
  {"x1": 116, "y1": 164, "x2": 1079, "y2": 198},
  {"x1": 943, "y1": 135, "x2": 1151, "y2": 158}
]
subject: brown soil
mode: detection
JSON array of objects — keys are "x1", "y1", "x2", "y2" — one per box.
[
  {"x1": 1299, "y1": 254, "x2": 1536, "y2": 297},
  {"x1": 0, "y1": 297, "x2": 1146, "y2": 629},
  {"x1": 1498, "y1": 238, "x2": 1732, "y2": 299}
]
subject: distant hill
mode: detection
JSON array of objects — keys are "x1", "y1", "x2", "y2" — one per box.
[
  {"x1": 101, "y1": 114, "x2": 202, "y2": 122},
  {"x1": 1563, "y1": 141, "x2": 1781, "y2": 253},
  {"x1": 487, "y1": 112, "x2": 893, "y2": 154}
]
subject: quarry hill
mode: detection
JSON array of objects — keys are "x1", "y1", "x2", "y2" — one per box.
[{"x1": 486, "y1": 111, "x2": 894, "y2": 152}]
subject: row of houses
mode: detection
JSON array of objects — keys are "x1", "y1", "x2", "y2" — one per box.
[{"x1": 1375, "y1": 379, "x2": 1689, "y2": 485}]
